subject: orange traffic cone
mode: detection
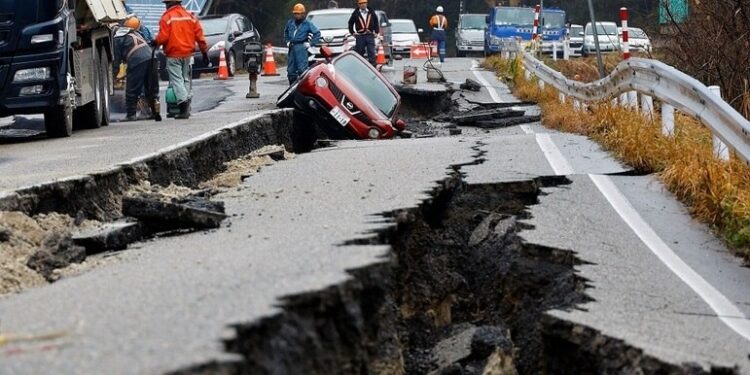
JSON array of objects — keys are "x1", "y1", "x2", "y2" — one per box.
[
  {"x1": 262, "y1": 44, "x2": 279, "y2": 76},
  {"x1": 376, "y1": 43, "x2": 386, "y2": 65},
  {"x1": 215, "y1": 47, "x2": 229, "y2": 80}
]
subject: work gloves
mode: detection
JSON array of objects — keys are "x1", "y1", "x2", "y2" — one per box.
[{"x1": 202, "y1": 52, "x2": 211, "y2": 67}]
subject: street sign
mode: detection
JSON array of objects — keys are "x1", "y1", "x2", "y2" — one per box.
[{"x1": 125, "y1": 0, "x2": 212, "y2": 35}]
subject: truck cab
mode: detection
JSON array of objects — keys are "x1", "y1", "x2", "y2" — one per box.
[
  {"x1": 538, "y1": 8, "x2": 567, "y2": 55},
  {"x1": 0, "y1": 0, "x2": 126, "y2": 137},
  {"x1": 484, "y1": 6, "x2": 534, "y2": 54}
]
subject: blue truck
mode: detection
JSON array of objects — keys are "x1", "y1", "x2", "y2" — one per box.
[
  {"x1": 0, "y1": 0, "x2": 127, "y2": 137},
  {"x1": 484, "y1": 6, "x2": 566, "y2": 55}
]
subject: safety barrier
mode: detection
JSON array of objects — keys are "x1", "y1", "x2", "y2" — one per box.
[{"x1": 520, "y1": 52, "x2": 750, "y2": 162}]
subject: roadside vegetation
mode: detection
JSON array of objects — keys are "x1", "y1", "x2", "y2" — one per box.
[{"x1": 483, "y1": 55, "x2": 750, "y2": 262}]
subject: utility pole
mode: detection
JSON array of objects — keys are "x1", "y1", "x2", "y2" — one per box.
[{"x1": 587, "y1": 0, "x2": 606, "y2": 78}]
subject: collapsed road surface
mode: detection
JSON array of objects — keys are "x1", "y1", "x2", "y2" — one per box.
[{"x1": 0, "y1": 58, "x2": 749, "y2": 374}]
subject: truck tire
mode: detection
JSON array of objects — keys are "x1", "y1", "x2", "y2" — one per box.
[
  {"x1": 76, "y1": 49, "x2": 104, "y2": 129},
  {"x1": 44, "y1": 104, "x2": 73, "y2": 138},
  {"x1": 100, "y1": 50, "x2": 111, "y2": 126}
]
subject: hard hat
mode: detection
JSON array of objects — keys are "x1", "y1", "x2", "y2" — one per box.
[
  {"x1": 436, "y1": 6, "x2": 444, "y2": 12},
  {"x1": 292, "y1": 3, "x2": 306, "y2": 13},
  {"x1": 123, "y1": 16, "x2": 140, "y2": 30},
  {"x1": 358, "y1": 0, "x2": 368, "y2": 4}
]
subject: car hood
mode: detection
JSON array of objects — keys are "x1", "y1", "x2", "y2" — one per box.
[
  {"x1": 457, "y1": 29, "x2": 484, "y2": 41},
  {"x1": 320, "y1": 28, "x2": 350, "y2": 39}
]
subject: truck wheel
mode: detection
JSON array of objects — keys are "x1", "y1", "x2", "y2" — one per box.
[
  {"x1": 457, "y1": 50, "x2": 465, "y2": 58},
  {"x1": 77, "y1": 49, "x2": 104, "y2": 129},
  {"x1": 100, "y1": 50, "x2": 111, "y2": 126},
  {"x1": 44, "y1": 104, "x2": 73, "y2": 138}
]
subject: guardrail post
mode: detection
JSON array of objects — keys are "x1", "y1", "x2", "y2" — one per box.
[
  {"x1": 619, "y1": 93, "x2": 627, "y2": 107},
  {"x1": 559, "y1": 92, "x2": 566, "y2": 103},
  {"x1": 538, "y1": 79, "x2": 545, "y2": 90},
  {"x1": 641, "y1": 94, "x2": 654, "y2": 117},
  {"x1": 563, "y1": 40, "x2": 570, "y2": 60},
  {"x1": 627, "y1": 91, "x2": 638, "y2": 109},
  {"x1": 708, "y1": 86, "x2": 730, "y2": 160},
  {"x1": 574, "y1": 99, "x2": 582, "y2": 111},
  {"x1": 552, "y1": 42, "x2": 558, "y2": 61},
  {"x1": 524, "y1": 70, "x2": 532, "y2": 81},
  {"x1": 661, "y1": 103, "x2": 675, "y2": 136}
]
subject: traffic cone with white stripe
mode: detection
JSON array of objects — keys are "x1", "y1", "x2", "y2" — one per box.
[
  {"x1": 215, "y1": 48, "x2": 229, "y2": 80},
  {"x1": 262, "y1": 44, "x2": 279, "y2": 76},
  {"x1": 376, "y1": 42, "x2": 386, "y2": 65}
]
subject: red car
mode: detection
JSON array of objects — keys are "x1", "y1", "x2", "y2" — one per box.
[{"x1": 277, "y1": 49, "x2": 406, "y2": 141}]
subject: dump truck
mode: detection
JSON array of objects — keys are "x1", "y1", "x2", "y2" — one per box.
[{"x1": 0, "y1": 0, "x2": 128, "y2": 137}]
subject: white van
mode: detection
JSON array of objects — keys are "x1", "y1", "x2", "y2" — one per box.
[{"x1": 581, "y1": 21, "x2": 619, "y2": 56}]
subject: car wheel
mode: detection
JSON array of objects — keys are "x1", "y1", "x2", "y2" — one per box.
[{"x1": 228, "y1": 51, "x2": 236, "y2": 77}]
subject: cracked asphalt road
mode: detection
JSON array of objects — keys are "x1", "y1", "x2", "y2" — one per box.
[{"x1": 0, "y1": 58, "x2": 748, "y2": 374}]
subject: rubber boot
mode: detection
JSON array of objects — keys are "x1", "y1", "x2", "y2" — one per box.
[{"x1": 175, "y1": 101, "x2": 190, "y2": 119}]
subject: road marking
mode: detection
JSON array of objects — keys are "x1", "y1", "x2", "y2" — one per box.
[
  {"x1": 589, "y1": 174, "x2": 750, "y2": 342},
  {"x1": 470, "y1": 60, "x2": 502, "y2": 103},
  {"x1": 534, "y1": 133, "x2": 574, "y2": 175},
  {"x1": 519, "y1": 124, "x2": 534, "y2": 134}
]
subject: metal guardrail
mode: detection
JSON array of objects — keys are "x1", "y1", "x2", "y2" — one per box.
[{"x1": 520, "y1": 52, "x2": 750, "y2": 162}]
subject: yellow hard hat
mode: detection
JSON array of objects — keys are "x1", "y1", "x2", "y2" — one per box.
[
  {"x1": 292, "y1": 3, "x2": 306, "y2": 13},
  {"x1": 124, "y1": 16, "x2": 140, "y2": 29}
]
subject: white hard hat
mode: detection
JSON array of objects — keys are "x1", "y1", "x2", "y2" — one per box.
[{"x1": 436, "y1": 6, "x2": 444, "y2": 12}]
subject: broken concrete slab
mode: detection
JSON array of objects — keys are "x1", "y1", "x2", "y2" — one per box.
[
  {"x1": 72, "y1": 219, "x2": 144, "y2": 255},
  {"x1": 122, "y1": 194, "x2": 227, "y2": 233},
  {"x1": 449, "y1": 129, "x2": 462, "y2": 136},
  {"x1": 468, "y1": 213, "x2": 504, "y2": 247},
  {"x1": 252, "y1": 146, "x2": 286, "y2": 161},
  {"x1": 431, "y1": 324, "x2": 477, "y2": 372},
  {"x1": 27, "y1": 233, "x2": 86, "y2": 281},
  {"x1": 474, "y1": 116, "x2": 542, "y2": 129},
  {"x1": 459, "y1": 79, "x2": 482, "y2": 92},
  {"x1": 429, "y1": 324, "x2": 516, "y2": 375}
]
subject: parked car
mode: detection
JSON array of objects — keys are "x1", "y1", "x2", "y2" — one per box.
[
  {"x1": 455, "y1": 13, "x2": 486, "y2": 57},
  {"x1": 581, "y1": 21, "x2": 619, "y2": 57},
  {"x1": 307, "y1": 8, "x2": 392, "y2": 60},
  {"x1": 568, "y1": 24, "x2": 584, "y2": 56},
  {"x1": 158, "y1": 14, "x2": 260, "y2": 80},
  {"x1": 391, "y1": 19, "x2": 421, "y2": 56},
  {"x1": 277, "y1": 48, "x2": 405, "y2": 144},
  {"x1": 618, "y1": 27, "x2": 652, "y2": 53}
]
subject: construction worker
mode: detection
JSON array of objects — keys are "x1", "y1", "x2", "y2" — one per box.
[
  {"x1": 154, "y1": 0, "x2": 208, "y2": 119},
  {"x1": 348, "y1": 0, "x2": 379, "y2": 66},
  {"x1": 114, "y1": 17, "x2": 158, "y2": 121},
  {"x1": 429, "y1": 6, "x2": 448, "y2": 63},
  {"x1": 328, "y1": 0, "x2": 338, "y2": 8},
  {"x1": 284, "y1": 4, "x2": 321, "y2": 84}
]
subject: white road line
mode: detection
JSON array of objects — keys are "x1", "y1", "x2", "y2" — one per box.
[
  {"x1": 589, "y1": 174, "x2": 750, "y2": 342},
  {"x1": 524, "y1": 118, "x2": 750, "y2": 342},
  {"x1": 534, "y1": 133, "x2": 574, "y2": 175},
  {"x1": 470, "y1": 60, "x2": 502, "y2": 103},
  {"x1": 519, "y1": 125, "x2": 534, "y2": 134}
]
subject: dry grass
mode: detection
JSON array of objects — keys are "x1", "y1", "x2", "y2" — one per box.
[{"x1": 484, "y1": 55, "x2": 750, "y2": 260}]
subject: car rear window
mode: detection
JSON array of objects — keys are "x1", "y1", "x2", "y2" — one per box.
[
  {"x1": 333, "y1": 54, "x2": 398, "y2": 118},
  {"x1": 392, "y1": 21, "x2": 417, "y2": 34}
]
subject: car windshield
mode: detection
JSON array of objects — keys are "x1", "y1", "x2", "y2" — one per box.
[
  {"x1": 307, "y1": 13, "x2": 349, "y2": 30},
  {"x1": 629, "y1": 27, "x2": 647, "y2": 39},
  {"x1": 202, "y1": 19, "x2": 227, "y2": 36},
  {"x1": 585, "y1": 23, "x2": 617, "y2": 35},
  {"x1": 391, "y1": 21, "x2": 417, "y2": 34},
  {"x1": 540, "y1": 11, "x2": 565, "y2": 29},
  {"x1": 334, "y1": 54, "x2": 398, "y2": 117},
  {"x1": 493, "y1": 8, "x2": 535, "y2": 26},
  {"x1": 460, "y1": 15, "x2": 485, "y2": 30},
  {"x1": 570, "y1": 25, "x2": 583, "y2": 36}
]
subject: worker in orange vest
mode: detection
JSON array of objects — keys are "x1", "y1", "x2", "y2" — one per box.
[
  {"x1": 429, "y1": 6, "x2": 448, "y2": 63},
  {"x1": 348, "y1": 0, "x2": 380, "y2": 66},
  {"x1": 154, "y1": 0, "x2": 208, "y2": 119}
]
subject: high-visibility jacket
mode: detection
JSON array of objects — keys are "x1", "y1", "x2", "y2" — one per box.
[
  {"x1": 348, "y1": 8, "x2": 380, "y2": 35},
  {"x1": 155, "y1": 5, "x2": 208, "y2": 58},
  {"x1": 429, "y1": 14, "x2": 448, "y2": 30}
]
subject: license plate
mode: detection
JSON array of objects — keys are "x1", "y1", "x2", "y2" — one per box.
[{"x1": 330, "y1": 106, "x2": 350, "y2": 127}]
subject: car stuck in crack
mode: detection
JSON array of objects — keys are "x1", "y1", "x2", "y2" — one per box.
[{"x1": 277, "y1": 48, "x2": 406, "y2": 141}]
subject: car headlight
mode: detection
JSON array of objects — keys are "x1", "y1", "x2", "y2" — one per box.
[
  {"x1": 315, "y1": 76, "x2": 328, "y2": 88},
  {"x1": 13, "y1": 67, "x2": 50, "y2": 83},
  {"x1": 490, "y1": 36, "x2": 501, "y2": 45}
]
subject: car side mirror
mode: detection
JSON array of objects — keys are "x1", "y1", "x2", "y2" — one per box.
[
  {"x1": 579, "y1": 32, "x2": 584, "y2": 36},
  {"x1": 381, "y1": 22, "x2": 388, "y2": 27},
  {"x1": 320, "y1": 46, "x2": 333, "y2": 59},
  {"x1": 234, "y1": 31, "x2": 243, "y2": 37},
  {"x1": 417, "y1": 28, "x2": 424, "y2": 33}
]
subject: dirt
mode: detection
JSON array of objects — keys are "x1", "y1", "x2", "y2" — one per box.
[
  {"x1": 0, "y1": 211, "x2": 94, "y2": 295},
  {"x1": 199, "y1": 145, "x2": 295, "y2": 190}
]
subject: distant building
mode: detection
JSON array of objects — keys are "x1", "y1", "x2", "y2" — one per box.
[{"x1": 659, "y1": 0, "x2": 689, "y2": 24}]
